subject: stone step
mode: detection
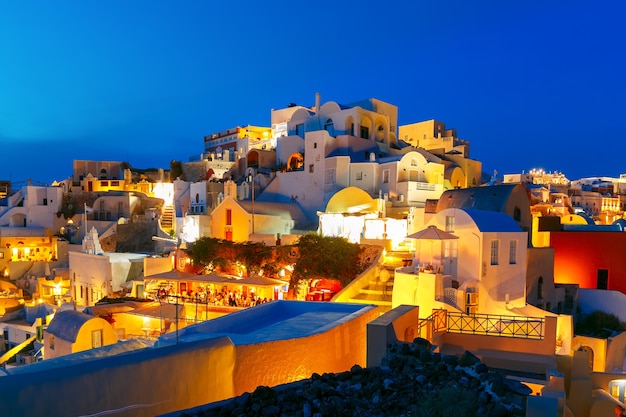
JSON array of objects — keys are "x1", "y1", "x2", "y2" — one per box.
[{"x1": 350, "y1": 292, "x2": 393, "y2": 304}]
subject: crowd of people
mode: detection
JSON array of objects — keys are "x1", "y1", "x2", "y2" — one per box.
[{"x1": 155, "y1": 284, "x2": 271, "y2": 308}]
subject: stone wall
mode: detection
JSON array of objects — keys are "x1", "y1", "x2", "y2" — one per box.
[{"x1": 166, "y1": 338, "x2": 536, "y2": 417}]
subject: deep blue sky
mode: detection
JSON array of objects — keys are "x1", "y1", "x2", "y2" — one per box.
[{"x1": 1, "y1": 1, "x2": 624, "y2": 186}]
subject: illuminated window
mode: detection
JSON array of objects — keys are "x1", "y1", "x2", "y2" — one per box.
[
  {"x1": 91, "y1": 329, "x2": 103, "y2": 348},
  {"x1": 490, "y1": 240, "x2": 499, "y2": 265},
  {"x1": 509, "y1": 240, "x2": 517, "y2": 264},
  {"x1": 445, "y1": 216, "x2": 455, "y2": 232}
]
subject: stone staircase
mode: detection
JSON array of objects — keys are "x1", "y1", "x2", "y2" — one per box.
[
  {"x1": 160, "y1": 203, "x2": 175, "y2": 233},
  {"x1": 348, "y1": 271, "x2": 395, "y2": 314}
]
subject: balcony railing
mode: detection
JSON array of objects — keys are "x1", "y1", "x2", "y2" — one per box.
[
  {"x1": 446, "y1": 312, "x2": 544, "y2": 339},
  {"x1": 415, "y1": 182, "x2": 436, "y2": 191}
]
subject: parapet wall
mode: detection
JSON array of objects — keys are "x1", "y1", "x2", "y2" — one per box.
[{"x1": 0, "y1": 336, "x2": 236, "y2": 417}]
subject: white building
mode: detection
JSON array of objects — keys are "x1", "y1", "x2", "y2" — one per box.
[
  {"x1": 70, "y1": 228, "x2": 147, "y2": 306},
  {"x1": 393, "y1": 208, "x2": 530, "y2": 317}
]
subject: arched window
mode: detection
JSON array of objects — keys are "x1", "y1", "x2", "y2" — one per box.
[
  {"x1": 324, "y1": 119, "x2": 334, "y2": 136},
  {"x1": 376, "y1": 124, "x2": 385, "y2": 142},
  {"x1": 513, "y1": 206, "x2": 521, "y2": 222}
]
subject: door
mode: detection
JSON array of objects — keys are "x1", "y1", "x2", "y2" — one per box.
[{"x1": 597, "y1": 269, "x2": 609, "y2": 290}]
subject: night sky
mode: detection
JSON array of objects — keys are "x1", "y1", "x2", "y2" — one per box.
[{"x1": 1, "y1": 1, "x2": 624, "y2": 185}]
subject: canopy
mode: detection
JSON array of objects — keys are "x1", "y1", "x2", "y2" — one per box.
[
  {"x1": 127, "y1": 302, "x2": 185, "y2": 321},
  {"x1": 406, "y1": 225, "x2": 459, "y2": 240},
  {"x1": 233, "y1": 275, "x2": 289, "y2": 287},
  {"x1": 145, "y1": 269, "x2": 199, "y2": 281}
]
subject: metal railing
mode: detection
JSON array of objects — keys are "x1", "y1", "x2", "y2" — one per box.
[
  {"x1": 417, "y1": 309, "x2": 545, "y2": 342},
  {"x1": 446, "y1": 311, "x2": 544, "y2": 339}
]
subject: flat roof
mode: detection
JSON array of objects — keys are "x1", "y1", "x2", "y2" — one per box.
[{"x1": 156, "y1": 300, "x2": 376, "y2": 346}]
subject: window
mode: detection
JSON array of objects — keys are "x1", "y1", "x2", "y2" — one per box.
[
  {"x1": 226, "y1": 209, "x2": 232, "y2": 226},
  {"x1": 324, "y1": 119, "x2": 334, "y2": 136},
  {"x1": 91, "y1": 329, "x2": 103, "y2": 349},
  {"x1": 356, "y1": 171, "x2": 363, "y2": 181},
  {"x1": 49, "y1": 335, "x2": 55, "y2": 350},
  {"x1": 513, "y1": 206, "x2": 521, "y2": 222},
  {"x1": 445, "y1": 216, "x2": 455, "y2": 232},
  {"x1": 509, "y1": 240, "x2": 517, "y2": 264},
  {"x1": 350, "y1": 123, "x2": 354, "y2": 136},
  {"x1": 313, "y1": 142, "x2": 317, "y2": 149},
  {"x1": 383, "y1": 170, "x2": 389, "y2": 184},
  {"x1": 360, "y1": 126, "x2": 369, "y2": 139},
  {"x1": 309, "y1": 164, "x2": 314, "y2": 173},
  {"x1": 296, "y1": 124, "x2": 305, "y2": 137},
  {"x1": 490, "y1": 240, "x2": 499, "y2": 265}
]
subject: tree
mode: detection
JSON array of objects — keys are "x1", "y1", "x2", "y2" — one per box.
[
  {"x1": 291, "y1": 234, "x2": 364, "y2": 293},
  {"x1": 187, "y1": 237, "x2": 222, "y2": 272},
  {"x1": 236, "y1": 242, "x2": 271, "y2": 277},
  {"x1": 576, "y1": 310, "x2": 626, "y2": 338},
  {"x1": 262, "y1": 245, "x2": 294, "y2": 279}
]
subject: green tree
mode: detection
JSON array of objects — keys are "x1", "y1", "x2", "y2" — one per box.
[
  {"x1": 262, "y1": 245, "x2": 294, "y2": 279},
  {"x1": 236, "y1": 242, "x2": 271, "y2": 276},
  {"x1": 576, "y1": 310, "x2": 626, "y2": 338},
  {"x1": 291, "y1": 234, "x2": 363, "y2": 293},
  {"x1": 187, "y1": 237, "x2": 222, "y2": 272}
]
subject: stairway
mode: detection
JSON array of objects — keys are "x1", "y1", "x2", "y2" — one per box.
[
  {"x1": 348, "y1": 271, "x2": 395, "y2": 314},
  {"x1": 160, "y1": 203, "x2": 174, "y2": 233}
]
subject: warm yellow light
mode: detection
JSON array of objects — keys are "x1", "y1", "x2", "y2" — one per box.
[{"x1": 38, "y1": 298, "x2": 43, "y2": 304}]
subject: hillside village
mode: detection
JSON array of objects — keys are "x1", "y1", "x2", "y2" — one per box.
[{"x1": 1, "y1": 95, "x2": 626, "y2": 416}]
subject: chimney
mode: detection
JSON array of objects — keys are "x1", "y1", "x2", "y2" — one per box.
[{"x1": 315, "y1": 92, "x2": 320, "y2": 113}]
